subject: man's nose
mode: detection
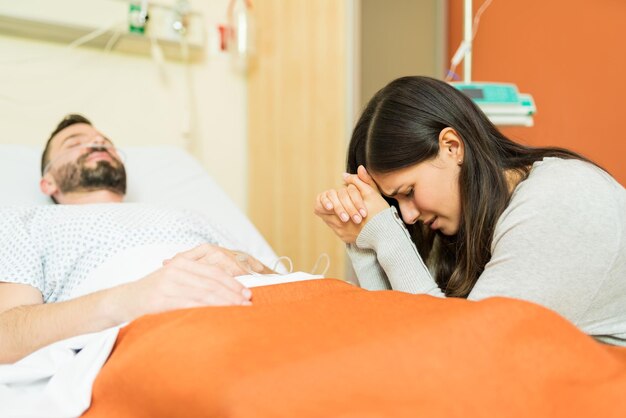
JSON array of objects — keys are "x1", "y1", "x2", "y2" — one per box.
[
  {"x1": 398, "y1": 200, "x2": 420, "y2": 224},
  {"x1": 91, "y1": 135, "x2": 106, "y2": 146}
]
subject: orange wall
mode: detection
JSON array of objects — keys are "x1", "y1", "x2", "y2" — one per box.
[{"x1": 448, "y1": 0, "x2": 626, "y2": 186}]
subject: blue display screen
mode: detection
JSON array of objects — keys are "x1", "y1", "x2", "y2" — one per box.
[{"x1": 462, "y1": 88, "x2": 484, "y2": 99}]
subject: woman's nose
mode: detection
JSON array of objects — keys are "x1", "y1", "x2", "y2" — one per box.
[{"x1": 398, "y1": 200, "x2": 419, "y2": 224}]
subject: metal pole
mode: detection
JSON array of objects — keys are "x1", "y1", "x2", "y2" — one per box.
[{"x1": 463, "y1": 0, "x2": 472, "y2": 83}]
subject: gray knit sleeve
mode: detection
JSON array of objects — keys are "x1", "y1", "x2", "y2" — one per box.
[
  {"x1": 354, "y1": 207, "x2": 444, "y2": 297},
  {"x1": 346, "y1": 244, "x2": 391, "y2": 290}
]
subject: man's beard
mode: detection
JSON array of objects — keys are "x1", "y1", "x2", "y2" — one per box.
[{"x1": 53, "y1": 148, "x2": 127, "y2": 196}]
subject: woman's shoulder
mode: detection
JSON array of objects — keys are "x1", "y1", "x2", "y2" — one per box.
[
  {"x1": 499, "y1": 157, "x2": 625, "y2": 235},
  {"x1": 514, "y1": 157, "x2": 624, "y2": 205},
  {"x1": 529, "y1": 157, "x2": 614, "y2": 183}
]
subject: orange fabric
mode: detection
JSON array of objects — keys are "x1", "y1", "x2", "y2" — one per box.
[{"x1": 83, "y1": 279, "x2": 626, "y2": 417}]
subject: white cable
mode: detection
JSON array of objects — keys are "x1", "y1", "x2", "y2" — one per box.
[
  {"x1": 273, "y1": 256, "x2": 293, "y2": 274},
  {"x1": 104, "y1": 25, "x2": 123, "y2": 52},
  {"x1": 179, "y1": 34, "x2": 195, "y2": 148},
  {"x1": 310, "y1": 253, "x2": 330, "y2": 276},
  {"x1": 150, "y1": 36, "x2": 165, "y2": 66},
  {"x1": 444, "y1": 0, "x2": 494, "y2": 82},
  {"x1": 0, "y1": 20, "x2": 125, "y2": 66},
  {"x1": 0, "y1": 23, "x2": 125, "y2": 107},
  {"x1": 150, "y1": 34, "x2": 168, "y2": 85},
  {"x1": 472, "y1": 0, "x2": 493, "y2": 39}
]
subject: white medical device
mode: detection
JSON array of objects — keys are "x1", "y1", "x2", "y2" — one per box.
[
  {"x1": 451, "y1": 81, "x2": 536, "y2": 127},
  {"x1": 449, "y1": 0, "x2": 536, "y2": 127}
]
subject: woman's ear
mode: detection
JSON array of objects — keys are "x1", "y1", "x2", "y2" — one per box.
[
  {"x1": 39, "y1": 173, "x2": 58, "y2": 197},
  {"x1": 438, "y1": 127, "x2": 464, "y2": 165}
]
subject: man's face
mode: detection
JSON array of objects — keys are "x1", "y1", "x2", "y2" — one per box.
[{"x1": 43, "y1": 123, "x2": 126, "y2": 197}]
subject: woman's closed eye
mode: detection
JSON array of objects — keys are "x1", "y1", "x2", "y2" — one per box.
[{"x1": 405, "y1": 188, "x2": 414, "y2": 198}]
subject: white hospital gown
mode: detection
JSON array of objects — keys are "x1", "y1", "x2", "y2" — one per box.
[{"x1": 0, "y1": 203, "x2": 240, "y2": 303}]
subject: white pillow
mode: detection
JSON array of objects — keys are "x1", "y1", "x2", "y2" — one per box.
[
  {"x1": 0, "y1": 144, "x2": 279, "y2": 267},
  {"x1": 0, "y1": 144, "x2": 50, "y2": 206}
]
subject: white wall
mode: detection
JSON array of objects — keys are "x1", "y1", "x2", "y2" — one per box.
[{"x1": 0, "y1": 0, "x2": 248, "y2": 209}]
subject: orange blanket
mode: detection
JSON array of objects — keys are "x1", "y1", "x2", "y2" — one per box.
[{"x1": 83, "y1": 279, "x2": 626, "y2": 417}]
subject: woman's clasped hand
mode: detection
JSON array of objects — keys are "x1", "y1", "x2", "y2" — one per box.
[{"x1": 314, "y1": 165, "x2": 389, "y2": 244}]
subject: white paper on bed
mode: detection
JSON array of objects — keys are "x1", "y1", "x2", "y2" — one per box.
[
  {"x1": 0, "y1": 243, "x2": 321, "y2": 418},
  {"x1": 0, "y1": 144, "x2": 280, "y2": 269}
]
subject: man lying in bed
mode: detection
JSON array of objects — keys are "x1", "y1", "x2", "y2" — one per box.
[{"x1": 0, "y1": 114, "x2": 272, "y2": 364}]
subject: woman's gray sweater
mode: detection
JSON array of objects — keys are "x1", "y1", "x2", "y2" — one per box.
[{"x1": 347, "y1": 158, "x2": 626, "y2": 345}]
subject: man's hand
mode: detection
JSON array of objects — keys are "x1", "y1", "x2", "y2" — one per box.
[
  {"x1": 0, "y1": 256, "x2": 254, "y2": 364},
  {"x1": 314, "y1": 165, "x2": 390, "y2": 244},
  {"x1": 166, "y1": 244, "x2": 274, "y2": 276},
  {"x1": 113, "y1": 257, "x2": 253, "y2": 323}
]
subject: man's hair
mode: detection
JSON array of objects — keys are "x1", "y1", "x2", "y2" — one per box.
[{"x1": 41, "y1": 114, "x2": 93, "y2": 175}]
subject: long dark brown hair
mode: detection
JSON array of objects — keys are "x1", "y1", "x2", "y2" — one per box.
[{"x1": 348, "y1": 76, "x2": 596, "y2": 298}]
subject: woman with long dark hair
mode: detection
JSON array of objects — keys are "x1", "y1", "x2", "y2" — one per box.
[{"x1": 315, "y1": 76, "x2": 626, "y2": 345}]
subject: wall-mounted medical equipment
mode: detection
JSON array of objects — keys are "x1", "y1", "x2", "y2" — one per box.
[
  {"x1": 451, "y1": 82, "x2": 536, "y2": 127},
  {"x1": 0, "y1": 0, "x2": 205, "y2": 62},
  {"x1": 128, "y1": 1, "x2": 149, "y2": 34},
  {"x1": 447, "y1": 0, "x2": 536, "y2": 127}
]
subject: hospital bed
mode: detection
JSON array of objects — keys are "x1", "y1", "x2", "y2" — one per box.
[{"x1": 2, "y1": 145, "x2": 626, "y2": 418}]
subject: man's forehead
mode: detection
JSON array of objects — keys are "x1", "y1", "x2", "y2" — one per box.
[
  {"x1": 52, "y1": 123, "x2": 95, "y2": 140},
  {"x1": 50, "y1": 123, "x2": 99, "y2": 148}
]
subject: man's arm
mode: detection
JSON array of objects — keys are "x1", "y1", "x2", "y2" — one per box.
[
  {"x1": 0, "y1": 258, "x2": 252, "y2": 364},
  {"x1": 0, "y1": 283, "x2": 121, "y2": 364}
]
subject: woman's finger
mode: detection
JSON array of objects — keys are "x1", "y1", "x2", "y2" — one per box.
[
  {"x1": 357, "y1": 165, "x2": 375, "y2": 185},
  {"x1": 344, "y1": 171, "x2": 378, "y2": 195},
  {"x1": 314, "y1": 192, "x2": 334, "y2": 215},
  {"x1": 326, "y1": 189, "x2": 351, "y2": 223},
  {"x1": 337, "y1": 187, "x2": 362, "y2": 224},
  {"x1": 320, "y1": 191, "x2": 334, "y2": 211},
  {"x1": 346, "y1": 184, "x2": 367, "y2": 218}
]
